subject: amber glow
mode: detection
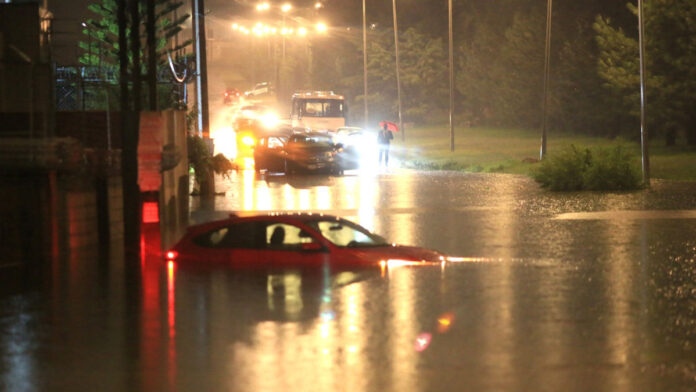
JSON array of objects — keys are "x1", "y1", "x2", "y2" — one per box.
[{"x1": 436, "y1": 312, "x2": 454, "y2": 333}]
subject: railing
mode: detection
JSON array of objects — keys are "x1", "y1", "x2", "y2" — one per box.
[{"x1": 0, "y1": 137, "x2": 120, "y2": 174}]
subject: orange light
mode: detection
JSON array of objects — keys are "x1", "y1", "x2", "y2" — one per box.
[
  {"x1": 165, "y1": 251, "x2": 178, "y2": 260},
  {"x1": 437, "y1": 312, "x2": 455, "y2": 333}
]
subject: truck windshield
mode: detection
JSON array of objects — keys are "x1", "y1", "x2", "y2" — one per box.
[{"x1": 294, "y1": 99, "x2": 344, "y2": 118}]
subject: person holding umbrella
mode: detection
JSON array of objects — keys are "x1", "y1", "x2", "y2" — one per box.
[{"x1": 378, "y1": 122, "x2": 395, "y2": 167}]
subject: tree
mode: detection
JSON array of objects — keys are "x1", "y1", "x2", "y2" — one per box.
[
  {"x1": 595, "y1": 1, "x2": 696, "y2": 145},
  {"x1": 333, "y1": 27, "x2": 448, "y2": 125},
  {"x1": 79, "y1": 0, "x2": 192, "y2": 109}
]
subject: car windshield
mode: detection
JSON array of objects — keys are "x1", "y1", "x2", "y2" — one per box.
[
  {"x1": 291, "y1": 134, "x2": 335, "y2": 149},
  {"x1": 306, "y1": 219, "x2": 389, "y2": 248}
]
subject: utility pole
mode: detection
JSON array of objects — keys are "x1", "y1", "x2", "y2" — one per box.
[
  {"x1": 540, "y1": 0, "x2": 552, "y2": 160},
  {"x1": 392, "y1": 0, "x2": 404, "y2": 140},
  {"x1": 448, "y1": 0, "x2": 454, "y2": 152},
  {"x1": 638, "y1": 0, "x2": 650, "y2": 186}
]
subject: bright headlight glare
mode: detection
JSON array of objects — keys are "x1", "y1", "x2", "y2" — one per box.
[
  {"x1": 242, "y1": 136, "x2": 255, "y2": 146},
  {"x1": 381, "y1": 259, "x2": 428, "y2": 268},
  {"x1": 260, "y1": 112, "x2": 278, "y2": 128}
]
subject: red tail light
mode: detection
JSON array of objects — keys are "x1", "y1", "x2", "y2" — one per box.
[{"x1": 165, "y1": 250, "x2": 178, "y2": 260}]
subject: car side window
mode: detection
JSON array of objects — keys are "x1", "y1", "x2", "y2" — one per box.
[
  {"x1": 265, "y1": 223, "x2": 316, "y2": 250},
  {"x1": 192, "y1": 222, "x2": 262, "y2": 249},
  {"x1": 268, "y1": 137, "x2": 285, "y2": 149}
]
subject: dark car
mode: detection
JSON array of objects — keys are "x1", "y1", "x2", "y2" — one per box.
[
  {"x1": 166, "y1": 213, "x2": 449, "y2": 270},
  {"x1": 254, "y1": 132, "x2": 346, "y2": 174}
]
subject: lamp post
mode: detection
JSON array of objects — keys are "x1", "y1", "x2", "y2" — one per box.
[
  {"x1": 638, "y1": 0, "x2": 650, "y2": 185},
  {"x1": 540, "y1": 0, "x2": 552, "y2": 160},
  {"x1": 392, "y1": 0, "x2": 404, "y2": 140},
  {"x1": 362, "y1": 0, "x2": 369, "y2": 129},
  {"x1": 82, "y1": 22, "x2": 92, "y2": 111},
  {"x1": 447, "y1": 0, "x2": 454, "y2": 152}
]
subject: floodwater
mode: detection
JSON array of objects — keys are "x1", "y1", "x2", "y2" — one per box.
[{"x1": 2, "y1": 169, "x2": 696, "y2": 391}]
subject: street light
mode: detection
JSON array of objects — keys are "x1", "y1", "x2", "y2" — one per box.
[
  {"x1": 391, "y1": 0, "x2": 404, "y2": 140},
  {"x1": 362, "y1": 0, "x2": 368, "y2": 129},
  {"x1": 540, "y1": 0, "x2": 552, "y2": 160},
  {"x1": 448, "y1": 0, "x2": 454, "y2": 152},
  {"x1": 637, "y1": 0, "x2": 650, "y2": 185}
]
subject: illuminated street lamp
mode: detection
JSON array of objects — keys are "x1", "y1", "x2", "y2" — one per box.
[
  {"x1": 256, "y1": 2, "x2": 270, "y2": 11},
  {"x1": 362, "y1": 0, "x2": 368, "y2": 129},
  {"x1": 314, "y1": 2, "x2": 323, "y2": 9},
  {"x1": 391, "y1": 0, "x2": 404, "y2": 140},
  {"x1": 281, "y1": 3, "x2": 292, "y2": 13}
]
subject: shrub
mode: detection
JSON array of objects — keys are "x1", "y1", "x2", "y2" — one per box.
[
  {"x1": 533, "y1": 145, "x2": 642, "y2": 191},
  {"x1": 187, "y1": 136, "x2": 237, "y2": 194},
  {"x1": 533, "y1": 145, "x2": 589, "y2": 191},
  {"x1": 582, "y1": 145, "x2": 642, "y2": 190}
]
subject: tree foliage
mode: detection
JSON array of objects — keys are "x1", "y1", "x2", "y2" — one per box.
[
  {"x1": 595, "y1": 1, "x2": 696, "y2": 145},
  {"x1": 80, "y1": 0, "x2": 192, "y2": 75}
]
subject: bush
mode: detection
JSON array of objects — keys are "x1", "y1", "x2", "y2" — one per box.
[
  {"x1": 533, "y1": 145, "x2": 642, "y2": 191},
  {"x1": 187, "y1": 136, "x2": 237, "y2": 194},
  {"x1": 582, "y1": 145, "x2": 642, "y2": 190}
]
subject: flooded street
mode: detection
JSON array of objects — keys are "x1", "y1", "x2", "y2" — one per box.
[{"x1": 2, "y1": 170, "x2": 696, "y2": 391}]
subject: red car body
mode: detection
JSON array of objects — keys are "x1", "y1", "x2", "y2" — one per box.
[{"x1": 167, "y1": 213, "x2": 445, "y2": 270}]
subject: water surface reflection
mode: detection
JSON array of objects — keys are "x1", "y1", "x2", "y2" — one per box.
[{"x1": 2, "y1": 172, "x2": 696, "y2": 391}]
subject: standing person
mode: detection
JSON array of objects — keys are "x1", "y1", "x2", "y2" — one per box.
[{"x1": 378, "y1": 123, "x2": 394, "y2": 167}]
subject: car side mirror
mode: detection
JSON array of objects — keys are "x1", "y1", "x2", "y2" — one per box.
[{"x1": 301, "y1": 242, "x2": 322, "y2": 251}]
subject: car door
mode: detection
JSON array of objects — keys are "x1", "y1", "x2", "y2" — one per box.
[
  {"x1": 262, "y1": 222, "x2": 330, "y2": 269},
  {"x1": 265, "y1": 136, "x2": 288, "y2": 172},
  {"x1": 204, "y1": 221, "x2": 269, "y2": 269}
]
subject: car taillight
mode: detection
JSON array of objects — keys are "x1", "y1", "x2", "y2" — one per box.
[{"x1": 165, "y1": 250, "x2": 178, "y2": 260}]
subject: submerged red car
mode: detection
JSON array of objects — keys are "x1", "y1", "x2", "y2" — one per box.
[{"x1": 166, "y1": 213, "x2": 446, "y2": 270}]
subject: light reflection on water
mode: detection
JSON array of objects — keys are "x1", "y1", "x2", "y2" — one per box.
[{"x1": 2, "y1": 172, "x2": 696, "y2": 391}]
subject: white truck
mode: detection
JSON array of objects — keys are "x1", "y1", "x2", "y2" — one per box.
[{"x1": 290, "y1": 91, "x2": 347, "y2": 132}]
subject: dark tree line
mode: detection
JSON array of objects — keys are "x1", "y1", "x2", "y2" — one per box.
[{"x1": 270, "y1": 0, "x2": 694, "y2": 145}]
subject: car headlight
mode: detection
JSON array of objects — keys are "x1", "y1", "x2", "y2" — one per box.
[
  {"x1": 260, "y1": 112, "x2": 278, "y2": 128},
  {"x1": 241, "y1": 136, "x2": 255, "y2": 147}
]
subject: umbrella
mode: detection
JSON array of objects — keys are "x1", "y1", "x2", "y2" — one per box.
[{"x1": 379, "y1": 121, "x2": 399, "y2": 132}]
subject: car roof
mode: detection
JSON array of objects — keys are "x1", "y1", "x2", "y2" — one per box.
[
  {"x1": 187, "y1": 213, "x2": 344, "y2": 233},
  {"x1": 291, "y1": 131, "x2": 333, "y2": 138}
]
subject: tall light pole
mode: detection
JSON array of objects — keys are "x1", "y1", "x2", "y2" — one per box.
[
  {"x1": 192, "y1": 0, "x2": 210, "y2": 138},
  {"x1": 392, "y1": 0, "x2": 404, "y2": 140},
  {"x1": 638, "y1": 0, "x2": 650, "y2": 186},
  {"x1": 362, "y1": 0, "x2": 369, "y2": 129},
  {"x1": 447, "y1": 0, "x2": 454, "y2": 152},
  {"x1": 540, "y1": 0, "x2": 552, "y2": 160}
]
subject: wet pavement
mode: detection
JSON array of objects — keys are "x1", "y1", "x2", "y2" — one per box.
[{"x1": 2, "y1": 169, "x2": 696, "y2": 391}]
